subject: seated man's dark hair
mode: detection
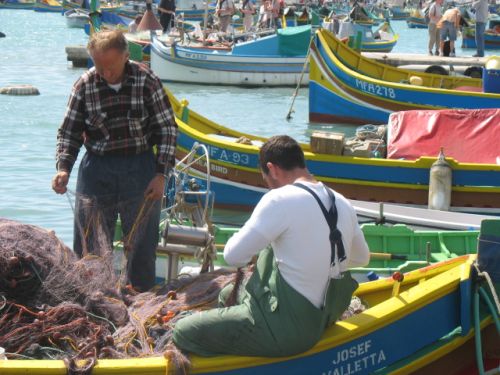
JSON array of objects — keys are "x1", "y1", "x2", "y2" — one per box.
[{"x1": 259, "y1": 135, "x2": 306, "y2": 174}]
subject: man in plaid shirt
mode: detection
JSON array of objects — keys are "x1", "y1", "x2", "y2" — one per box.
[{"x1": 52, "y1": 30, "x2": 177, "y2": 292}]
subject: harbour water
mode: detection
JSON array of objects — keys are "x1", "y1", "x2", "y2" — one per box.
[{"x1": 0, "y1": 9, "x2": 496, "y2": 245}]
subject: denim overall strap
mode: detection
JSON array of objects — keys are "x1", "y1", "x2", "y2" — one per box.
[{"x1": 293, "y1": 183, "x2": 346, "y2": 265}]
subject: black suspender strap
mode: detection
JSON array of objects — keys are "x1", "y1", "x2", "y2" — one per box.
[{"x1": 293, "y1": 183, "x2": 346, "y2": 266}]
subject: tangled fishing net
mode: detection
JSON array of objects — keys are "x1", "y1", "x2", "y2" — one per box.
[
  {"x1": 0, "y1": 216, "x2": 236, "y2": 373},
  {"x1": 0, "y1": 216, "x2": 367, "y2": 374}
]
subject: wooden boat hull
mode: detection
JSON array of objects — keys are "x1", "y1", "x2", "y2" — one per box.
[
  {"x1": 33, "y1": 0, "x2": 62, "y2": 12},
  {"x1": 359, "y1": 37, "x2": 398, "y2": 52},
  {"x1": 332, "y1": 22, "x2": 398, "y2": 52},
  {"x1": 150, "y1": 36, "x2": 309, "y2": 87},
  {"x1": 406, "y1": 16, "x2": 428, "y2": 28},
  {"x1": 308, "y1": 29, "x2": 500, "y2": 125},
  {"x1": 462, "y1": 28, "x2": 500, "y2": 50},
  {"x1": 64, "y1": 9, "x2": 89, "y2": 28},
  {"x1": 0, "y1": 0, "x2": 34, "y2": 9},
  {"x1": 169, "y1": 93, "x2": 500, "y2": 214},
  {"x1": 1, "y1": 255, "x2": 497, "y2": 374},
  {"x1": 390, "y1": 6, "x2": 410, "y2": 20}
]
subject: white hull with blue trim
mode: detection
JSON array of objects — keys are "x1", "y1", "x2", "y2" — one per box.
[{"x1": 150, "y1": 29, "x2": 310, "y2": 86}]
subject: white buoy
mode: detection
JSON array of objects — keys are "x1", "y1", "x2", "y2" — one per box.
[
  {"x1": 0, "y1": 85, "x2": 40, "y2": 96},
  {"x1": 428, "y1": 148, "x2": 452, "y2": 211},
  {"x1": 0, "y1": 346, "x2": 7, "y2": 360}
]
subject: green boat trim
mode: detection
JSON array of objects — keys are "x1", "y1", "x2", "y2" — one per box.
[{"x1": 114, "y1": 221, "x2": 480, "y2": 281}]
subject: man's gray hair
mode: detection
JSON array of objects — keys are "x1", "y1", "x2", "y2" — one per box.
[{"x1": 87, "y1": 30, "x2": 128, "y2": 54}]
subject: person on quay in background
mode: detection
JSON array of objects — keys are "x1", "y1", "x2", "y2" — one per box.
[
  {"x1": 271, "y1": 0, "x2": 284, "y2": 28},
  {"x1": 172, "y1": 135, "x2": 370, "y2": 357},
  {"x1": 472, "y1": 0, "x2": 488, "y2": 57},
  {"x1": 258, "y1": 0, "x2": 274, "y2": 28},
  {"x1": 128, "y1": 14, "x2": 143, "y2": 33},
  {"x1": 158, "y1": 0, "x2": 176, "y2": 33},
  {"x1": 427, "y1": 0, "x2": 443, "y2": 55},
  {"x1": 240, "y1": 0, "x2": 256, "y2": 32},
  {"x1": 216, "y1": 0, "x2": 236, "y2": 32},
  {"x1": 437, "y1": 7, "x2": 461, "y2": 57},
  {"x1": 52, "y1": 30, "x2": 177, "y2": 292}
]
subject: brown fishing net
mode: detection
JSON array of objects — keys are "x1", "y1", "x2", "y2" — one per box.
[{"x1": 0, "y1": 216, "x2": 237, "y2": 374}]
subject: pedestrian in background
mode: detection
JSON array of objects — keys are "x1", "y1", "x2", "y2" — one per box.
[
  {"x1": 240, "y1": 0, "x2": 256, "y2": 32},
  {"x1": 428, "y1": 0, "x2": 443, "y2": 55},
  {"x1": 472, "y1": 0, "x2": 488, "y2": 57},
  {"x1": 128, "y1": 14, "x2": 143, "y2": 33},
  {"x1": 437, "y1": 7, "x2": 461, "y2": 57},
  {"x1": 158, "y1": 0, "x2": 176, "y2": 33},
  {"x1": 216, "y1": 0, "x2": 236, "y2": 32}
]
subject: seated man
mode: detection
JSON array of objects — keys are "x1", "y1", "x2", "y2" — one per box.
[{"x1": 173, "y1": 135, "x2": 370, "y2": 357}]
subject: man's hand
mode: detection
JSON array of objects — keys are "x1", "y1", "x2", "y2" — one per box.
[
  {"x1": 52, "y1": 171, "x2": 69, "y2": 194},
  {"x1": 144, "y1": 174, "x2": 166, "y2": 200}
]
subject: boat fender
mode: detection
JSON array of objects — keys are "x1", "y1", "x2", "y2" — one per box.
[
  {"x1": 0, "y1": 85, "x2": 40, "y2": 96},
  {"x1": 180, "y1": 98, "x2": 190, "y2": 123},
  {"x1": 424, "y1": 65, "x2": 448, "y2": 76},
  {"x1": 428, "y1": 148, "x2": 452, "y2": 211},
  {"x1": 0, "y1": 32, "x2": 5, "y2": 38},
  {"x1": 409, "y1": 76, "x2": 423, "y2": 86},
  {"x1": 485, "y1": 56, "x2": 500, "y2": 70}
]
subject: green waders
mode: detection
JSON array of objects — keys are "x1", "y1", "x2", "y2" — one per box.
[{"x1": 172, "y1": 247, "x2": 358, "y2": 357}]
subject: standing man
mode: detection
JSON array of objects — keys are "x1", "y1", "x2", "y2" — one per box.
[
  {"x1": 472, "y1": 0, "x2": 488, "y2": 57},
  {"x1": 258, "y1": 0, "x2": 273, "y2": 29},
  {"x1": 216, "y1": 0, "x2": 236, "y2": 32},
  {"x1": 427, "y1": 0, "x2": 443, "y2": 55},
  {"x1": 128, "y1": 14, "x2": 143, "y2": 33},
  {"x1": 240, "y1": 0, "x2": 256, "y2": 32},
  {"x1": 158, "y1": 0, "x2": 176, "y2": 33},
  {"x1": 52, "y1": 30, "x2": 177, "y2": 292},
  {"x1": 437, "y1": 7, "x2": 461, "y2": 57},
  {"x1": 173, "y1": 135, "x2": 370, "y2": 357}
]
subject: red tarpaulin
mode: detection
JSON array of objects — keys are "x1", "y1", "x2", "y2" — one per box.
[{"x1": 387, "y1": 109, "x2": 500, "y2": 164}]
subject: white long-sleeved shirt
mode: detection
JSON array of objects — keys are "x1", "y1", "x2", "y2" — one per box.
[{"x1": 224, "y1": 181, "x2": 370, "y2": 308}]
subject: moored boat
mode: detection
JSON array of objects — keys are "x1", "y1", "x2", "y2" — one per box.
[
  {"x1": 462, "y1": 26, "x2": 500, "y2": 50},
  {"x1": 64, "y1": 8, "x2": 89, "y2": 28},
  {"x1": 168, "y1": 91, "x2": 500, "y2": 214},
  {"x1": 406, "y1": 10, "x2": 427, "y2": 28},
  {"x1": 308, "y1": 28, "x2": 500, "y2": 125},
  {"x1": 33, "y1": 0, "x2": 62, "y2": 12},
  {"x1": 389, "y1": 5, "x2": 410, "y2": 20},
  {"x1": 0, "y1": 0, "x2": 34, "y2": 10},
  {"x1": 329, "y1": 20, "x2": 398, "y2": 52},
  {"x1": 150, "y1": 25, "x2": 311, "y2": 86}
]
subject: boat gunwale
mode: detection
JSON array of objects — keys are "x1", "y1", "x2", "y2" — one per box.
[{"x1": 316, "y1": 29, "x2": 500, "y2": 98}]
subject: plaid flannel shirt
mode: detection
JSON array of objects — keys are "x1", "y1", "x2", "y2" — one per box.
[{"x1": 56, "y1": 61, "x2": 177, "y2": 175}]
